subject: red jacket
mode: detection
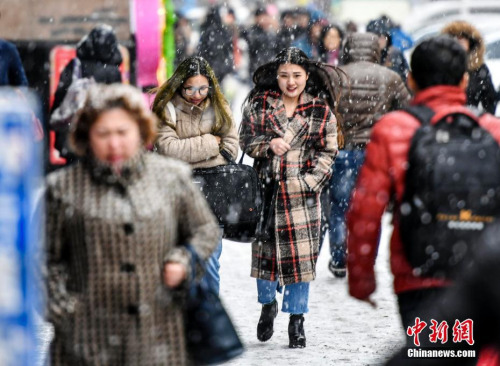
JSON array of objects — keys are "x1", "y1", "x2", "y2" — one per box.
[{"x1": 347, "y1": 85, "x2": 500, "y2": 300}]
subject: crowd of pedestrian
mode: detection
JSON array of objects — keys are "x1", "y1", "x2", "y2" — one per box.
[{"x1": 5, "y1": 2, "x2": 500, "y2": 365}]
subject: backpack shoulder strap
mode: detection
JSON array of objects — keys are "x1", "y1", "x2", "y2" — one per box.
[
  {"x1": 166, "y1": 101, "x2": 176, "y2": 125},
  {"x1": 403, "y1": 105, "x2": 435, "y2": 126}
]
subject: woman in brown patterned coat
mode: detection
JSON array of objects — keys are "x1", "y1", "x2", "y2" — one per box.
[
  {"x1": 239, "y1": 47, "x2": 342, "y2": 348},
  {"x1": 45, "y1": 84, "x2": 220, "y2": 365}
]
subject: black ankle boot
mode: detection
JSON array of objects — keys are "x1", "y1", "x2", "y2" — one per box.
[
  {"x1": 257, "y1": 299, "x2": 278, "y2": 342},
  {"x1": 288, "y1": 314, "x2": 306, "y2": 348}
]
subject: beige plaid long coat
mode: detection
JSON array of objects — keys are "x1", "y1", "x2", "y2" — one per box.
[
  {"x1": 45, "y1": 152, "x2": 219, "y2": 365},
  {"x1": 240, "y1": 91, "x2": 338, "y2": 285}
]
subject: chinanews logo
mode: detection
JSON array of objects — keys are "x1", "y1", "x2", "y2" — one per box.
[
  {"x1": 405, "y1": 318, "x2": 476, "y2": 359},
  {"x1": 437, "y1": 209, "x2": 494, "y2": 231}
]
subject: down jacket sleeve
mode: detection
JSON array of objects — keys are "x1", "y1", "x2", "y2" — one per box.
[{"x1": 346, "y1": 120, "x2": 392, "y2": 300}]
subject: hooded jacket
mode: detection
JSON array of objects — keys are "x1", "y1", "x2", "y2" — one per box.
[
  {"x1": 442, "y1": 21, "x2": 498, "y2": 114},
  {"x1": 338, "y1": 33, "x2": 410, "y2": 148},
  {"x1": 52, "y1": 25, "x2": 123, "y2": 112},
  {"x1": 51, "y1": 25, "x2": 123, "y2": 163}
]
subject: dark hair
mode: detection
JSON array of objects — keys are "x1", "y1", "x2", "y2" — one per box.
[
  {"x1": 244, "y1": 47, "x2": 346, "y2": 146},
  {"x1": 410, "y1": 35, "x2": 467, "y2": 90},
  {"x1": 254, "y1": 6, "x2": 267, "y2": 17},
  {"x1": 318, "y1": 24, "x2": 345, "y2": 56},
  {"x1": 151, "y1": 56, "x2": 233, "y2": 135}
]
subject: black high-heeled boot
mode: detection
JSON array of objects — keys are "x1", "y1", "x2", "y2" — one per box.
[
  {"x1": 288, "y1": 314, "x2": 306, "y2": 348},
  {"x1": 257, "y1": 299, "x2": 278, "y2": 342}
]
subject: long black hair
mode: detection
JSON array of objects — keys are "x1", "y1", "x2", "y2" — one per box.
[
  {"x1": 152, "y1": 56, "x2": 233, "y2": 135},
  {"x1": 245, "y1": 47, "x2": 346, "y2": 145}
]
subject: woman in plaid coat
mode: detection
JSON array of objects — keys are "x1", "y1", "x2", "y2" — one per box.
[{"x1": 240, "y1": 47, "x2": 342, "y2": 348}]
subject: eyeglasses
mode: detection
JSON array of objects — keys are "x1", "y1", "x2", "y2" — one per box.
[{"x1": 182, "y1": 85, "x2": 211, "y2": 96}]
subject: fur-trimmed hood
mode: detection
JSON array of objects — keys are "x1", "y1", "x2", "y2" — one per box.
[{"x1": 441, "y1": 21, "x2": 485, "y2": 71}]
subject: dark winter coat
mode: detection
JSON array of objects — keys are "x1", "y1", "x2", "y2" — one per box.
[
  {"x1": 52, "y1": 27, "x2": 123, "y2": 112},
  {"x1": 45, "y1": 151, "x2": 220, "y2": 365},
  {"x1": 0, "y1": 39, "x2": 28, "y2": 86},
  {"x1": 240, "y1": 91, "x2": 338, "y2": 285},
  {"x1": 197, "y1": 7, "x2": 234, "y2": 82},
  {"x1": 347, "y1": 86, "x2": 500, "y2": 301},
  {"x1": 241, "y1": 25, "x2": 278, "y2": 79},
  {"x1": 51, "y1": 26, "x2": 123, "y2": 163},
  {"x1": 276, "y1": 27, "x2": 296, "y2": 52},
  {"x1": 442, "y1": 21, "x2": 498, "y2": 114},
  {"x1": 339, "y1": 33, "x2": 410, "y2": 148}
]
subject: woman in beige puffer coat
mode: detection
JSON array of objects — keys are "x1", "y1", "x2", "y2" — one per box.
[{"x1": 152, "y1": 56, "x2": 239, "y2": 295}]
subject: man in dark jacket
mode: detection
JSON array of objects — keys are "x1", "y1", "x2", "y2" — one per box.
[
  {"x1": 326, "y1": 32, "x2": 409, "y2": 278},
  {"x1": 241, "y1": 7, "x2": 278, "y2": 80},
  {"x1": 51, "y1": 24, "x2": 123, "y2": 165},
  {"x1": 347, "y1": 35, "x2": 500, "y2": 335},
  {"x1": 197, "y1": 6, "x2": 234, "y2": 83},
  {"x1": 0, "y1": 38, "x2": 28, "y2": 86},
  {"x1": 366, "y1": 17, "x2": 409, "y2": 83}
]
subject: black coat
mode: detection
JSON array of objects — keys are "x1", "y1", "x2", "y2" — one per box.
[
  {"x1": 467, "y1": 64, "x2": 498, "y2": 114},
  {"x1": 51, "y1": 26, "x2": 123, "y2": 163},
  {"x1": 197, "y1": 8, "x2": 233, "y2": 82},
  {"x1": 241, "y1": 25, "x2": 278, "y2": 79}
]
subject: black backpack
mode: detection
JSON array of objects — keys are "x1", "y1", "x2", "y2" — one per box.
[{"x1": 400, "y1": 105, "x2": 500, "y2": 278}]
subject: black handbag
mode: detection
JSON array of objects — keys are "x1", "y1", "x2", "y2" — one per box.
[
  {"x1": 184, "y1": 245, "x2": 244, "y2": 365},
  {"x1": 192, "y1": 150, "x2": 262, "y2": 242}
]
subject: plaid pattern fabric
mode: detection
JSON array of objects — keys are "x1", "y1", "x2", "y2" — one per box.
[
  {"x1": 240, "y1": 92, "x2": 338, "y2": 285},
  {"x1": 45, "y1": 152, "x2": 220, "y2": 365}
]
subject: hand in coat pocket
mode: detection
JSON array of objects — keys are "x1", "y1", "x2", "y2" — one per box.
[{"x1": 164, "y1": 262, "x2": 188, "y2": 288}]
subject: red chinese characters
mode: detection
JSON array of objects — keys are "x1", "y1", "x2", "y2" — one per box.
[
  {"x1": 407, "y1": 318, "x2": 474, "y2": 346},
  {"x1": 453, "y1": 319, "x2": 474, "y2": 346},
  {"x1": 407, "y1": 317, "x2": 427, "y2": 346}
]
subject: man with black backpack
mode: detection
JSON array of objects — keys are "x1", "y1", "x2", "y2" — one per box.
[{"x1": 346, "y1": 35, "x2": 500, "y2": 332}]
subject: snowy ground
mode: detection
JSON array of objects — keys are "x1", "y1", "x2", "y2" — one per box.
[
  {"x1": 219, "y1": 213, "x2": 405, "y2": 366},
  {"x1": 37, "y1": 213, "x2": 404, "y2": 366}
]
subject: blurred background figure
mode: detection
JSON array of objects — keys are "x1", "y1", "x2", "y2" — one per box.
[
  {"x1": 276, "y1": 9, "x2": 297, "y2": 52},
  {"x1": 327, "y1": 32, "x2": 409, "y2": 278},
  {"x1": 241, "y1": 5, "x2": 278, "y2": 83},
  {"x1": 174, "y1": 12, "x2": 195, "y2": 68},
  {"x1": 442, "y1": 20, "x2": 498, "y2": 114},
  {"x1": 319, "y1": 24, "x2": 344, "y2": 66},
  {"x1": 366, "y1": 16, "x2": 409, "y2": 83},
  {"x1": 51, "y1": 24, "x2": 123, "y2": 166},
  {"x1": 45, "y1": 83, "x2": 219, "y2": 365},
  {"x1": 197, "y1": 6, "x2": 234, "y2": 84},
  {"x1": 0, "y1": 38, "x2": 28, "y2": 86},
  {"x1": 292, "y1": 18, "x2": 325, "y2": 60}
]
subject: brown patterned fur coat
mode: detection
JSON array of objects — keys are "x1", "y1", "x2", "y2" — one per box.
[{"x1": 45, "y1": 152, "x2": 219, "y2": 365}]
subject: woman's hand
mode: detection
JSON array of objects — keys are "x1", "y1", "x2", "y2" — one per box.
[
  {"x1": 163, "y1": 262, "x2": 187, "y2": 288},
  {"x1": 214, "y1": 135, "x2": 222, "y2": 145},
  {"x1": 270, "y1": 138, "x2": 291, "y2": 156}
]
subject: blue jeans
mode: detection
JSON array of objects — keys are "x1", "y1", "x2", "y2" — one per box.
[
  {"x1": 257, "y1": 279, "x2": 310, "y2": 314},
  {"x1": 329, "y1": 149, "x2": 365, "y2": 267},
  {"x1": 201, "y1": 230, "x2": 223, "y2": 294}
]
